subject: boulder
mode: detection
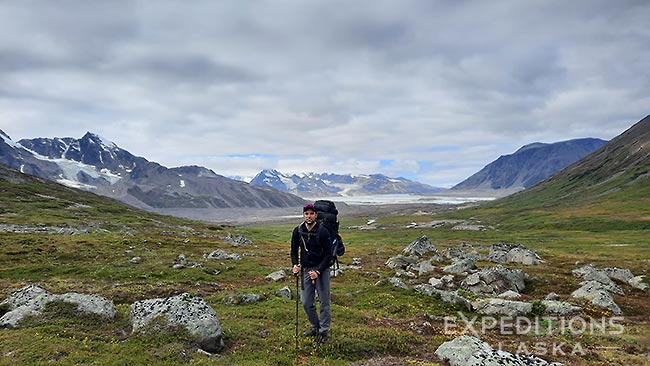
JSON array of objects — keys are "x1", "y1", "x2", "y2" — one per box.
[
  {"x1": 461, "y1": 265, "x2": 526, "y2": 295},
  {"x1": 1, "y1": 285, "x2": 116, "y2": 329},
  {"x1": 388, "y1": 277, "x2": 409, "y2": 290},
  {"x1": 224, "y1": 293, "x2": 262, "y2": 306},
  {"x1": 472, "y1": 298, "x2": 533, "y2": 317},
  {"x1": 403, "y1": 236, "x2": 442, "y2": 261},
  {"x1": 572, "y1": 265, "x2": 624, "y2": 295},
  {"x1": 571, "y1": 281, "x2": 621, "y2": 315},
  {"x1": 488, "y1": 243, "x2": 543, "y2": 265},
  {"x1": 130, "y1": 293, "x2": 224, "y2": 353},
  {"x1": 541, "y1": 300, "x2": 582, "y2": 315},
  {"x1": 206, "y1": 249, "x2": 242, "y2": 260},
  {"x1": 275, "y1": 286, "x2": 292, "y2": 300},
  {"x1": 385, "y1": 254, "x2": 419, "y2": 270},
  {"x1": 435, "y1": 335, "x2": 563, "y2": 366},
  {"x1": 443, "y1": 258, "x2": 477, "y2": 274},
  {"x1": 265, "y1": 270, "x2": 286, "y2": 281}
]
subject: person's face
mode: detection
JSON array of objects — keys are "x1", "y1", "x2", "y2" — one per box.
[{"x1": 303, "y1": 209, "x2": 317, "y2": 224}]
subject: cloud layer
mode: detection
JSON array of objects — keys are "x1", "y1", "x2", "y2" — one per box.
[{"x1": 1, "y1": 0, "x2": 648, "y2": 187}]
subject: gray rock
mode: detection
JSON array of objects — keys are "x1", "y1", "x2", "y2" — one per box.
[
  {"x1": 414, "y1": 284, "x2": 472, "y2": 311},
  {"x1": 410, "y1": 260, "x2": 436, "y2": 276},
  {"x1": 461, "y1": 265, "x2": 526, "y2": 295},
  {"x1": 1, "y1": 285, "x2": 116, "y2": 328},
  {"x1": 223, "y1": 293, "x2": 262, "y2": 306},
  {"x1": 403, "y1": 236, "x2": 441, "y2": 258},
  {"x1": 497, "y1": 290, "x2": 521, "y2": 299},
  {"x1": 443, "y1": 258, "x2": 477, "y2": 274},
  {"x1": 435, "y1": 335, "x2": 563, "y2": 366},
  {"x1": 602, "y1": 267, "x2": 634, "y2": 282},
  {"x1": 629, "y1": 275, "x2": 648, "y2": 291},
  {"x1": 130, "y1": 293, "x2": 223, "y2": 353},
  {"x1": 206, "y1": 249, "x2": 242, "y2": 260},
  {"x1": 541, "y1": 300, "x2": 582, "y2": 315},
  {"x1": 385, "y1": 254, "x2": 419, "y2": 270},
  {"x1": 265, "y1": 270, "x2": 286, "y2": 281},
  {"x1": 572, "y1": 265, "x2": 624, "y2": 295},
  {"x1": 571, "y1": 281, "x2": 621, "y2": 315},
  {"x1": 473, "y1": 298, "x2": 533, "y2": 317},
  {"x1": 388, "y1": 277, "x2": 409, "y2": 290},
  {"x1": 275, "y1": 286, "x2": 293, "y2": 300},
  {"x1": 488, "y1": 243, "x2": 542, "y2": 265}
]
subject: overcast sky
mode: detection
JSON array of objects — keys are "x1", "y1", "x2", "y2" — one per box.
[{"x1": 1, "y1": 1, "x2": 648, "y2": 187}]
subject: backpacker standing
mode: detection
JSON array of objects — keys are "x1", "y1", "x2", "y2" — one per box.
[{"x1": 291, "y1": 203, "x2": 332, "y2": 344}]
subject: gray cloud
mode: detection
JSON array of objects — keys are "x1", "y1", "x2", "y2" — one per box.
[{"x1": 1, "y1": 0, "x2": 648, "y2": 187}]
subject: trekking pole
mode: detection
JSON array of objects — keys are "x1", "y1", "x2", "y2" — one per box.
[{"x1": 294, "y1": 270, "x2": 300, "y2": 358}]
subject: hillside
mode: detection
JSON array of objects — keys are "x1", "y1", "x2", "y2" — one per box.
[
  {"x1": 474, "y1": 114, "x2": 650, "y2": 230},
  {"x1": 452, "y1": 138, "x2": 607, "y2": 191}
]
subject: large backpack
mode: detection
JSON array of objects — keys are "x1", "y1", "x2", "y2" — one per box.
[{"x1": 313, "y1": 200, "x2": 345, "y2": 273}]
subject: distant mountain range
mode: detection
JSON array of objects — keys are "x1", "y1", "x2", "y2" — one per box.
[
  {"x1": 0, "y1": 130, "x2": 305, "y2": 210},
  {"x1": 249, "y1": 170, "x2": 446, "y2": 197},
  {"x1": 452, "y1": 138, "x2": 607, "y2": 191}
]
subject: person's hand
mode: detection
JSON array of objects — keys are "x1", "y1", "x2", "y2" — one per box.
[
  {"x1": 308, "y1": 270, "x2": 319, "y2": 280},
  {"x1": 292, "y1": 265, "x2": 301, "y2": 275}
]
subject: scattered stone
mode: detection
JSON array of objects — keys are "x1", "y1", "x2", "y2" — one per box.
[
  {"x1": 488, "y1": 243, "x2": 543, "y2": 265},
  {"x1": 388, "y1": 277, "x2": 409, "y2": 290},
  {"x1": 410, "y1": 260, "x2": 436, "y2": 276},
  {"x1": 265, "y1": 270, "x2": 286, "y2": 281},
  {"x1": 472, "y1": 298, "x2": 533, "y2": 317},
  {"x1": 572, "y1": 265, "x2": 624, "y2": 295},
  {"x1": 130, "y1": 292, "x2": 223, "y2": 353},
  {"x1": 223, "y1": 293, "x2": 262, "y2": 306},
  {"x1": 275, "y1": 286, "x2": 292, "y2": 300},
  {"x1": 545, "y1": 292, "x2": 559, "y2": 301},
  {"x1": 1, "y1": 285, "x2": 116, "y2": 328},
  {"x1": 414, "y1": 284, "x2": 472, "y2": 311},
  {"x1": 403, "y1": 236, "x2": 441, "y2": 259},
  {"x1": 541, "y1": 300, "x2": 582, "y2": 315},
  {"x1": 571, "y1": 281, "x2": 621, "y2": 315},
  {"x1": 435, "y1": 335, "x2": 563, "y2": 366},
  {"x1": 206, "y1": 249, "x2": 242, "y2": 260},
  {"x1": 129, "y1": 256, "x2": 142, "y2": 264},
  {"x1": 497, "y1": 290, "x2": 521, "y2": 299},
  {"x1": 461, "y1": 265, "x2": 526, "y2": 295},
  {"x1": 224, "y1": 233, "x2": 252, "y2": 246},
  {"x1": 352, "y1": 257, "x2": 362, "y2": 265},
  {"x1": 443, "y1": 258, "x2": 477, "y2": 274},
  {"x1": 385, "y1": 254, "x2": 419, "y2": 270}
]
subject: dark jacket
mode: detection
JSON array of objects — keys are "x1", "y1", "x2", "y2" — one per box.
[{"x1": 291, "y1": 221, "x2": 332, "y2": 274}]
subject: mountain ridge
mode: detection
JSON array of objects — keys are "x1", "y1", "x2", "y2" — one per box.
[
  {"x1": 0, "y1": 130, "x2": 305, "y2": 210},
  {"x1": 452, "y1": 137, "x2": 607, "y2": 191},
  {"x1": 250, "y1": 169, "x2": 446, "y2": 197}
]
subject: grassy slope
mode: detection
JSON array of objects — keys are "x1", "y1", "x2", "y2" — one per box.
[{"x1": 1, "y1": 159, "x2": 649, "y2": 365}]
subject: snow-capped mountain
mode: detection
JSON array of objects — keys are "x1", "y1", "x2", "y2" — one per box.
[
  {"x1": 0, "y1": 130, "x2": 305, "y2": 210},
  {"x1": 250, "y1": 169, "x2": 445, "y2": 197}
]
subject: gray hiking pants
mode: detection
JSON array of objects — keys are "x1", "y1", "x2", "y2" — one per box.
[{"x1": 301, "y1": 267, "x2": 331, "y2": 334}]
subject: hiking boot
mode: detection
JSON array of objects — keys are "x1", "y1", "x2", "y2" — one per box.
[
  {"x1": 302, "y1": 328, "x2": 318, "y2": 337},
  {"x1": 316, "y1": 332, "x2": 328, "y2": 346}
]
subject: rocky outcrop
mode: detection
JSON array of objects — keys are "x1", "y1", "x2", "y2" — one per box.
[
  {"x1": 571, "y1": 281, "x2": 621, "y2": 315},
  {"x1": 435, "y1": 335, "x2": 563, "y2": 366},
  {"x1": 130, "y1": 293, "x2": 224, "y2": 353},
  {"x1": 0, "y1": 285, "x2": 116, "y2": 328},
  {"x1": 488, "y1": 243, "x2": 543, "y2": 265},
  {"x1": 461, "y1": 265, "x2": 526, "y2": 295}
]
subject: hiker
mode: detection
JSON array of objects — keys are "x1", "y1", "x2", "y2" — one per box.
[{"x1": 291, "y1": 203, "x2": 333, "y2": 344}]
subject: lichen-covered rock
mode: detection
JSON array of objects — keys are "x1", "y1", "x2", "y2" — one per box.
[
  {"x1": 130, "y1": 293, "x2": 224, "y2": 353},
  {"x1": 571, "y1": 281, "x2": 621, "y2": 315},
  {"x1": 1, "y1": 285, "x2": 116, "y2": 328},
  {"x1": 461, "y1": 265, "x2": 526, "y2": 295},
  {"x1": 435, "y1": 335, "x2": 563, "y2": 366},
  {"x1": 472, "y1": 298, "x2": 533, "y2": 317}
]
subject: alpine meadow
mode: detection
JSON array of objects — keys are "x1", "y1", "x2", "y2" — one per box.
[{"x1": 0, "y1": 115, "x2": 648, "y2": 366}]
